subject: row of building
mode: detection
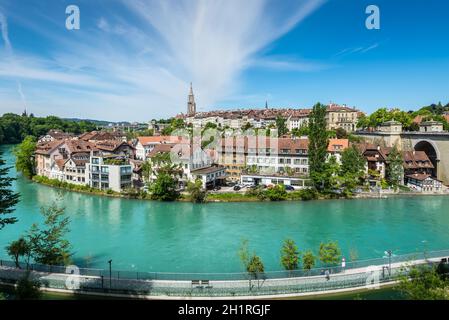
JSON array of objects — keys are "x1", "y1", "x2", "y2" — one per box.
[
  {"x1": 34, "y1": 122, "x2": 445, "y2": 194},
  {"x1": 171, "y1": 84, "x2": 363, "y2": 133}
]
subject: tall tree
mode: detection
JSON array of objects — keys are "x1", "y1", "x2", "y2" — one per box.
[
  {"x1": 27, "y1": 201, "x2": 72, "y2": 266},
  {"x1": 398, "y1": 266, "x2": 449, "y2": 300},
  {"x1": 275, "y1": 116, "x2": 288, "y2": 137},
  {"x1": 150, "y1": 173, "x2": 179, "y2": 201},
  {"x1": 319, "y1": 241, "x2": 341, "y2": 267},
  {"x1": 308, "y1": 103, "x2": 329, "y2": 190},
  {"x1": 339, "y1": 145, "x2": 366, "y2": 195},
  {"x1": 186, "y1": 179, "x2": 207, "y2": 203},
  {"x1": 0, "y1": 152, "x2": 19, "y2": 229},
  {"x1": 386, "y1": 145, "x2": 403, "y2": 188},
  {"x1": 14, "y1": 136, "x2": 37, "y2": 179},
  {"x1": 302, "y1": 250, "x2": 316, "y2": 272},
  {"x1": 341, "y1": 145, "x2": 366, "y2": 176},
  {"x1": 6, "y1": 237, "x2": 31, "y2": 268},
  {"x1": 280, "y1": 239, "x2": 300, "y2": 272}
]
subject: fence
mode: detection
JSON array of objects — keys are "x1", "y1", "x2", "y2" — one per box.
[{"x1": 1, "y1": 249, "x2": 449, "y2": 298}]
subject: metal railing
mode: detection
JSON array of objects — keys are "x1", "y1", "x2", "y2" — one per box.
[{"x1": 1, "y1": 249, "x2": 448, "y2": 297}]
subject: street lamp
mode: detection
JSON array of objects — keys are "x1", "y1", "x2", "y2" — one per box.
[
  {"x1": 108, "y1": 259, "x2": 112, "y2": 289},
  {"x1": 386, "y1": 250, "x2": 392, "y2": 277}
]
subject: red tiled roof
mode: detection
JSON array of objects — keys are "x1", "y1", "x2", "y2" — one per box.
[
  {"x1": 403, "y1": 151, "x2": 434, "y2": 169},
  {"x1": 137, "y1": 136, "x2": 188, "y2": 146},
  {"x1": 405, "y1": 173, "x2": 434, "y2": 181},
  {"x1": 327, "y1": 139, "x2": 349, "y2": 152},
  {"x1": 35, "y1": 140, "x2": 65, "y2": 155}
]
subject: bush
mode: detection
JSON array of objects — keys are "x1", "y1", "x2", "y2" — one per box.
[
  {"x1": 245, "y1": 186, "x2": 265, "y2": 200},
  {"x1": 263, "y1": 185, "x2": 287, "y2": 201},
  {"x1": 298, "y1": 188, "x2": 319, "y2": 201},
  {"x1": 187, "y1": 179, "x2": 207, "y2": 203},
  {"x1": 15, "y1": 273, "x2": 41, "y2": 300}
]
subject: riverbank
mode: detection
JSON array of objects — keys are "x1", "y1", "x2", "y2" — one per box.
[{"x1": 32, "y1": 175, "x2": 448, "y2": 203}]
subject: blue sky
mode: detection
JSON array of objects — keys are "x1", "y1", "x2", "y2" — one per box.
[{"x1": 0, "y1": 0, "x2": 448, "y2": 121}]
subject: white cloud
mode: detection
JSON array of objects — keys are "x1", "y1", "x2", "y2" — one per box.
[{"x1": 0, "y1": 0, "x2": 326, "y2": 121}]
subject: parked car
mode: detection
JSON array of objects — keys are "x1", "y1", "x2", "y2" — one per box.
[{"x1": 285, "y1": 185, "x2": 295, "y2": 191}]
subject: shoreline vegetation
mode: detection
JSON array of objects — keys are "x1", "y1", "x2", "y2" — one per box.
[{"x1": 31, "y1": 175, "x2": 445, "y2": 203}]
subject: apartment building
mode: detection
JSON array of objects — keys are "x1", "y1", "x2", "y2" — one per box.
[
  {"x1": 325, "y1": 104, "x2": 360, "y2": 132},
  {"x1": 85, "y1": 155, "x2": 133, "y2": 192},
  {"x1": 286, "y1": 109, "x2": 311, "y2": 131},
  {"x1": 134, "y1": 136, "x2": 185, "y2": 161},
  {"x1": 146, "y1": 143, "x2": 226, "y2": 189}
]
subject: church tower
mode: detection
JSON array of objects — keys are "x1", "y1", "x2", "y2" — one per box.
[{"x1": 187, "y1": 83, "x2": 196, "y2": 116}]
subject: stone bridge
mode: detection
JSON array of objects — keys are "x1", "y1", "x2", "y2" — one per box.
[{"x1": 355, "y1": 131, "x2": 449, "y2": 185}]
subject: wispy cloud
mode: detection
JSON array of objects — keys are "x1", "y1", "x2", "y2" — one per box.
[
  {"x1": 0, "y1": 0, "x2": 326, "y2": 120},
  {"x1": 0, "y1": 9, "x2": 27, "y2": 111},
  {"x1": 251, "y1": 56, "x2": 333, "y2": 72},
  {"x1": 334, "y1": 43, "x2": 380, "y2": 57}
]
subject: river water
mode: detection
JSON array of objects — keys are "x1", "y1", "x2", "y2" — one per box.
[{"x1": 1, "y1": 144, "x2": 448, "y2": 273}]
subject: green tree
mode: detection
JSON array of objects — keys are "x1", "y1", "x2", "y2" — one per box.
[
  {"x1": 141, "y1": 161, "x2": 152, "y2": 183},
  {"x1": 302, "y1": 250, "x2": 316, "y2": 272},
  {"x1": 275, "y1": 116, "x2": 288, "y2": 137},
  {"x1": 291, "y1": 125, "x2": 309, "y2": 137},
  {"x1": 335, "y1": 127, "x2": 348, "y2": 139},
  {"x1": 319, "y1": 241, "x2": 341, "y2": 267},
  {"x1": 27, "y1": 201, "x2": 72, "y2": 266},
  {"x1": 242, "y1": 122, "x2": 253, "y2": 131},
  {"x1": 367, "y1": 108, "x2": 393, "y2": 128},
  {"x1": 238, "y1": 239, "x2": 250, "y2": 271},
  {"x1": 186, "y1": 179, "x2": 207, "y2": 203},
  {"x1": 386, "y1": 145, "x2": 403, "y2": 188},
  {"x1": 6, "y1": 237, "x2": 31, "y2": 268},
  {"x1": 238, "y1": 239, "x2": 265, "y2": 288},
  {"x1": 14, "y1": 136, "x2": 36, "y2": 179},
  {"x1": 0, "y1": 152, "x2": 20, "y2": 230},
  {"x1": 341, "y1": 145, "x2": 366, "y2": 176},
  {"x1": 308, "y1": 103, "x2": 329, "y2": 191},
  {"x1": 339, "y1": 145, "x2": 366, "y2": 195},
  {"x1": 247, "y1": 254, "x2": 265, "y2": 282},
  {"x1": 313, "y1": 155, "x2": 340, "y2": 194},
  {"x1": 150, "y1": 173, "x2": 179, "y2": 201},
  {"x1": 357, "y1": 114, "x2": 370, "y2": 130},
  {"x1": 15, "y1": 273, "x2": 41, "y2": 300},
  {"x1": 398, "y1": 266, "x2": 449, "y2": 300},
  {"x1": 280, "y1": 239, "x2": 300, "y2": 272}
]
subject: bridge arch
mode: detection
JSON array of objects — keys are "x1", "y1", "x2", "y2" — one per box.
[{"x1": 413, "y1": 140, "x2": 440, "y2": 177}]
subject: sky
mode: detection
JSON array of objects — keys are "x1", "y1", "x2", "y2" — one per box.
[{"x1": 0, "y1": 0, "x2": 448, "y2": 122}]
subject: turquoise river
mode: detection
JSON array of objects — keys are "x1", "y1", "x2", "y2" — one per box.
[{"x1": 1, "y1": 144, "x2": 449, "y2": 274}]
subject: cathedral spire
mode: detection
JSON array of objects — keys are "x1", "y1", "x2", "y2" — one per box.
[{"x1": 187, "y1": 82, "x2": 196, "y2": 116}]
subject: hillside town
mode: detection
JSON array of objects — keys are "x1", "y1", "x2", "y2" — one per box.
[{"x1": 31, "y1": 85, "x2": 448, "y2": 195}]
